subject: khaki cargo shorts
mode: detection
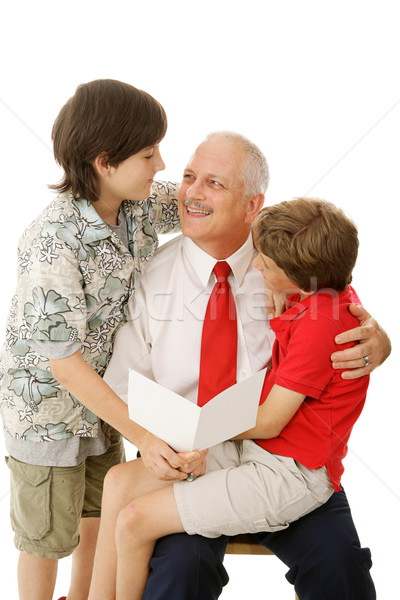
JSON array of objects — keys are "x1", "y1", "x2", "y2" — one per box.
[
  {"x1": 5, "y1": 427, "x2": 125, "y2": 559},
  {"x1": 174, "y1": 439, "x2": 334, "y2": 538}
]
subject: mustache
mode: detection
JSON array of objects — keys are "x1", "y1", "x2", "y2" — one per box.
[{"x1": 183, "y1": 199, "x2": 213, "y2": 213}]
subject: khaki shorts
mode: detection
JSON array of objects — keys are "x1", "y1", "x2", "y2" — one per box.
[
  {"x1": 5, "y1": 427, "x2": 125, "y2": 559},
  {"x1": 174, "y1": 439, "x2": 334, "y2": 538}
]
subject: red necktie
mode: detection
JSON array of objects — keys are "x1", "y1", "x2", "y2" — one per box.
[{"x1": 197, "y1": 261, "x2": 237, "y2": 407}]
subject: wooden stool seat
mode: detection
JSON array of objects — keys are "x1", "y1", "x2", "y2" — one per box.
[{"x1": 226, "y1": 533, "x2": 273, "y2": 555}]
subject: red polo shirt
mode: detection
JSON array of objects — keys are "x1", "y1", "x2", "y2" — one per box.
[{"x1": 256, "y1": 287, "x2": 369, "y2": 491}]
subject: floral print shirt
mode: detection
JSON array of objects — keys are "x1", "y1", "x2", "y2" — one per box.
[{"x1": 0, "y1": 182, "x2": 179, "y2": 441}]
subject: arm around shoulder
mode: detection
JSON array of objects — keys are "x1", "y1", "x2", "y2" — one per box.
[
  {"x1": 331, "y1": 304, "x2": 391, "y2": 379},
  {"x1": 149, "y1": 181, "x2": 181, "y2": 234}
]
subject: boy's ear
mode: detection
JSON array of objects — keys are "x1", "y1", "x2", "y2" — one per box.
[
  {"x1": 93, "y1": 152, "x2": 111, "y2": 177},
  {"x1": 244, "y1": 193, "x2": 265, "y2": 224}
]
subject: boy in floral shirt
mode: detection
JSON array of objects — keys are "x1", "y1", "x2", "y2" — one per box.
[{"x1": 0, "y1": 79, "x2": 199, "y2": 600}]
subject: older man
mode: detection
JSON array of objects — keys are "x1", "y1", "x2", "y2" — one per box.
[{"x1": 91, "y1": 132, "x2": 387, "y2": 599}]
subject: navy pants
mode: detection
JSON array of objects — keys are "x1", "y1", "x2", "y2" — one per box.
[{"x1": 143, "y1": 489, "x2": 375, "y2": 600}]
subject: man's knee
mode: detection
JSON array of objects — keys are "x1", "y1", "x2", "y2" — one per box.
[
  {"x1": 286, "y1": 538, "x2": 375, "y2": 599},
  {"x1": 258, "y1": 490, "x2": 376, "y2": 599},
  {"x1": 144, "y1": 534, "x2": 229, "y2": 600},
  {"x1": 171, "y1": 534, "x2": 226, "y2": 573}
]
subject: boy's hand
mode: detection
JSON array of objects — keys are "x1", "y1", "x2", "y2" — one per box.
[
  {"x1": 138, "y1": 431, "x2": 200, "y2": 481},
  {"x1": 331, "y1": 304, "x2": 391, "y2": 379},
  {"x1": 178, "y1": 449, "x2": 209, "y2": 478}
]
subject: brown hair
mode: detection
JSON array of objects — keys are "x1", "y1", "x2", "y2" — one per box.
[
  {"x1": 252, "y1": 197, "x2": 359, "y2": 291},
  {"x1": 49, "y1": 79, "x2": 167, "y2": 202}
]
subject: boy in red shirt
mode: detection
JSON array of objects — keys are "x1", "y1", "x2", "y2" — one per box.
[
  {"x1": 90, "y1": 197, "x2": 369, "y2": 600},
  {"x1": 251, "y1": 197, "x2": 368, "y2": 492}
]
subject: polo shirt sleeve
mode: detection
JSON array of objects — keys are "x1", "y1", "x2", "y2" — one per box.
[
  {"x1": 16, "y1": 233, "x2": 88, "y2": 344},
  {"x1": 274, "y1": 315, "x2": 340, "y2": 399},
  {"x1": 147, "y1": 181, "x2": 181, "y2": 234}
]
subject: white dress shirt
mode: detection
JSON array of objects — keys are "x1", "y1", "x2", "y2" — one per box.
[{"x1": 104, "y1": 234, "x2": 275, "y2": 404}]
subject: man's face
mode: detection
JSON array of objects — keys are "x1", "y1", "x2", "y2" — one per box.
[{"x1": 178, "y1": 138, "x2": 255, "y2": 259}]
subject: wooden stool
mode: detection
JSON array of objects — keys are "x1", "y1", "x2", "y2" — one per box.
[
  {"x1": 226, "y1": 533, "x2": 274, "y2": 555},
  {"x1": 226, "y1": 534, "x2": 299, "y2": 599}
]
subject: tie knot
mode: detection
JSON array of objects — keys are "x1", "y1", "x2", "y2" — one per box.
[{"x1": 213, "y1": 261, "x2": 231, "y2": 282}]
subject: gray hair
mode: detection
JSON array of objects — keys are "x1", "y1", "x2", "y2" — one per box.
[{"x1": 204, "y1": 131, "x2": 269, "y2": 197}]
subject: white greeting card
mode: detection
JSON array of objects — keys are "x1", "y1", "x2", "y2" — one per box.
[{"x1": 128, "y1": 368, "x2": 267, "y2": 452}]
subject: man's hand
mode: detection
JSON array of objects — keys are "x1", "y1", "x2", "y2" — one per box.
[
  {"x1": 138, "y1": 430, "x2": 204, "y2": 481},
  {"x1": 264, "y1": 287, "x2": 286, "y2": 320},
  {"x1": 331, "y1": 304, "x2": 391, "y2": 380}
]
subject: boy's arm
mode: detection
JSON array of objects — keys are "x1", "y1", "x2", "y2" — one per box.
[
  {"x1": 148, "y1": 181, "x2": 181, "y2": 234},
  {"x1": 49, "y1": 350, "x2": 203, "y2": 480},
  {"x1": 235, "y1": 384, "x2": 305, "y2": 440},
  {"x1": 331, "y1": 304, "x2": 391, "y2": 379}
]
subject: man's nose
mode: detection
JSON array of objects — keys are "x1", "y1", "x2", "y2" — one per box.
[{"x1": 186, "y1": 179, "x2": 206, "y2": 200}]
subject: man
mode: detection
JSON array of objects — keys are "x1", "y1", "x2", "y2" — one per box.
[{"x1": 95, "y1": 131, "x2": 389, "y2": 599}]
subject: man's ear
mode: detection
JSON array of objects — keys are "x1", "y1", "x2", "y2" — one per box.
[
  {"x1": 93, "y1": 152, "x2": 111, "y2": 177},
  {"x1": 244, "y1": 193, "x2": 265, "y2": 224}
]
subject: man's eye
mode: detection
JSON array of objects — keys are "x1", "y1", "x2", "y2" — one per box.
[
  {"x1": 183, "y1": 173, "x2": 194, "y2": 180},
  {"x1": 210, "y1": 180, "x2": 222, "y2": 188}
]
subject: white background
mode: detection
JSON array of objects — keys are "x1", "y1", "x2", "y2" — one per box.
[{"x1": 0, "y1": 1, "x2": 399, "y2": 598}]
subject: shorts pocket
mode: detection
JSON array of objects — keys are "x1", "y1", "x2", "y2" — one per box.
[
  {"x1": 252, "y1": 517, "x2": 289, "y2": 533},
  {"x1": 6, "y1": 456, "x2": 52, "y2": 541}
]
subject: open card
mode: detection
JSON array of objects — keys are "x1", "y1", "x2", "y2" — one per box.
[{"x1": 128, "y1": 368, "x2": 267, "y2": 452}]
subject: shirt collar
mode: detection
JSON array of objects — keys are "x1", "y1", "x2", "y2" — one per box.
[
  {"x1": 183, "y1": 234, "x2": 254, "y2": 288},
  {"x1": 270, "y1": 287, "x2": 354, "y2": 333},
  {"x1": 71, "y1": 197, "x2": 114, "y2": 243},
  {"x1": 70, "y1": 196, "x2": 135, "y2": 250}
]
